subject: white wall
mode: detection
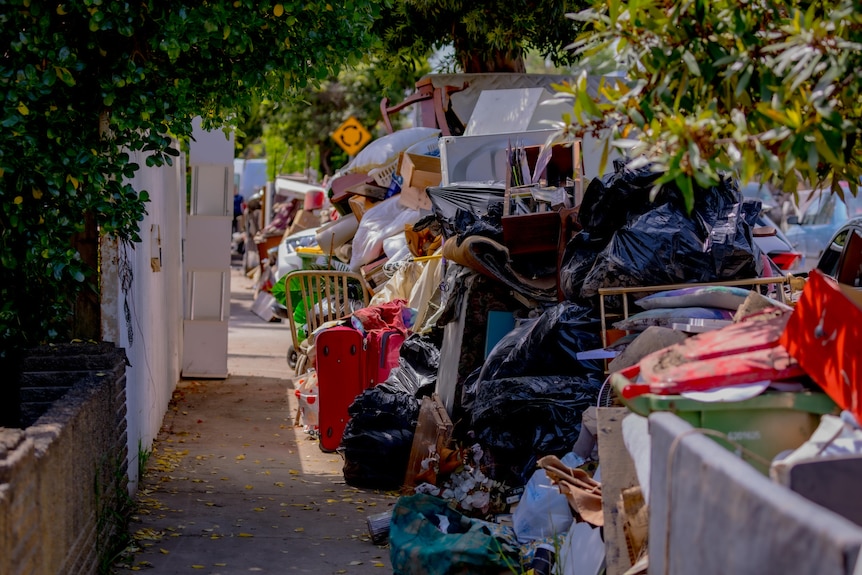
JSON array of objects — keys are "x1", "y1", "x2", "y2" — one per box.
[{"x1": 102, "y1": 148, "x2": 185, "y2": 492}]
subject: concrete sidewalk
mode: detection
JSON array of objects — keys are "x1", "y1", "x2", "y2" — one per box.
[{"x1": 115, "y1": 265, "x2": 398, "y2": 574}]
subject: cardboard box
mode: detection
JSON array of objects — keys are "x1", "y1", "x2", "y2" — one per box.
[
  {"x1": 348, "y1": 195, "x2": 378, "y2": 222},
  {"x1": 360, "y1": 256, "x2": 389, "y2": 291},
  {"x1": 397, "y1": 152, "x2": 439, "y2": 211},
  {"x1": 285, "y1": 209, "x2": 320, "y2": 236},
  {"x1": 781, "y1": 269, "x2": 862, "y2": 422}
]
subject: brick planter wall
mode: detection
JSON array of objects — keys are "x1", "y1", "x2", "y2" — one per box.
[{"x1": 0, "y1": 343, "x2": 129, "y2": 575}]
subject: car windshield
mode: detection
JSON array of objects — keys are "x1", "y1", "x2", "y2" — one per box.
[
  {"x1": 848, "y1": 190, "x2": 862, "y2": 219},
  {"x1": 799, "y1": 184, "x2": 862, "y2": 225},
  {"x1": 740, "y1": 182, "x2": 775, "y2": 207}
]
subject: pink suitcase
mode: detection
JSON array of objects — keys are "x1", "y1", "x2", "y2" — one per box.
[
  {"x1": 365, "y1": 329, "x2": 406, "y2": 387},
  {"x1": 315, "y1": 326, "x2": 367, "y2": 452}
]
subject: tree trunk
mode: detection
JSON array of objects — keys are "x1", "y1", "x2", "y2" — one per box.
[
  {"x1": 319, "y1": 143, "x2": 338, "y2": 178},
  {"x1": 458, "y1": 48, "x2": 526, "y2": 74},
  {"x1": 70, "y1": 212, "x2": 101, "y2": 341}
]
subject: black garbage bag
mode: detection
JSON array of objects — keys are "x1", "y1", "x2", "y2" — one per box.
[
  {"x1": 470, "y1": 373, "x2": 604, "y2": 484},
  {"x1": 559, "y1": 231, "x2": 602, "y2": 302},
  {"x1": 384, "y1": 358, "x2": 435, "y2": 398},
  {"x1": 427, "y1": 184, "x2": 505, "y2": 239},
  {"x1": 340, "y1": 333, "x2": 441, "y2": 490},
  {"x1": 580, "y1": 178, "x2": 763, "y2": 297},
  {"x1": 700, "y1": 195, "x2": 764, "y2": 278},
  {"x1": 577, "y1": 159, "x2": 682, "y2": 243},
  {"x1": 479, "y1": 301, "x2": 603, "y2": 381},
  {"x1": 397, "y1": 332, "x2": 442, "y2": 388},
  {"x1": 461, "y1": 302, "x2": 602, "y2": 426},
  {"x1": 341, "y1": 384, "x2": 422, "y2": 490},
  {"x1": 454, "y1": 203, "x2": 504, "y2": 245}
]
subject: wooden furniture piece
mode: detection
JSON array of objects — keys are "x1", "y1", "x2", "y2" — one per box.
[{"x1": 379, "y1": 77, "x2": 465, "y2": 136}]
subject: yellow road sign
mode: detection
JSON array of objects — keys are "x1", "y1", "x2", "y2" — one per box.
[{"x1": 332, "y1": 116, "x2": 371, "y2": 156}]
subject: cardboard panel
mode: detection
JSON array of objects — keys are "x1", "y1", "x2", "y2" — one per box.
[{"x1": 398, "y1": 152, "x2": 439, "y2": 211}]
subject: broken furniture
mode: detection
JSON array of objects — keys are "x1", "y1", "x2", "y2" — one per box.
[{"x1": 284, "y1": 269, "x2": 371, "y2": 376}]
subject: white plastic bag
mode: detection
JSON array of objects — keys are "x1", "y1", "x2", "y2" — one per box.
[
  {"x1": 349, "y1": 196, "x2": 422, "y2": 271},
  {"x1": 383, "y1": 233, "x2": 409, "y2": 259},
  {"x1": 343, "y1": 127, "x2": 440, "y2": 174},
  {"x1": 294, "y1": 370, "x2": 319, "y2": 431},
  {"x1": 512, "y1": 467, "x2": 574, "y2": 542}
]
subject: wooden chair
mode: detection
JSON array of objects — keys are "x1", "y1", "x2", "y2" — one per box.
[
  {"x1": 284, "y1": 269, "x2": 371, "y2": 376},
  {"x1": 379, "y1": 77, "x2": 466, "y2": 136}
]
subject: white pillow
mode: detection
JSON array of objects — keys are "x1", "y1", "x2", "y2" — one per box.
[{"x1": 344, "y1": 127, "x2": 441, "y2": 174}]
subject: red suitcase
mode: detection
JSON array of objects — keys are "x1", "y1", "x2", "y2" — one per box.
[
  {"x1": 315, "y1": 326, "x2": 367, "y2": 452},
  {"x1": 366, "y1": 329, "x2": 406, "y2": 386}
]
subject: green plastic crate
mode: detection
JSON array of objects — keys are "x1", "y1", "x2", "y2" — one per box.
[{"x1": 611, "y1": 372, "x2": 839, "y2": 473}]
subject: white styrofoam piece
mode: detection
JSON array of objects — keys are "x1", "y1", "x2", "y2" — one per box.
[
  {"x1": 560, "y1": 521, "x2": 606, "y2": 575},
  {"x1": 622, "y1": 412, "x2": 652, "y2": 504},
  {"x1": 464, "y1": 88, "x2": 546, "y2": 136}
]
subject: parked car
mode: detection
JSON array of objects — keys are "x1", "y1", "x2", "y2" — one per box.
[
  {"x1": 753, "y1": 212, "x2": 803, "y2": 273},
  {"x1": 738, "y1": 195, "x2": 803, "y2": 273},
  {"x1": 783, "y1": 182, "x2": 862, "y2": 271},
  {"x1": 740, "y1": 180, "x2": 798, "y2": 228},
  {"x1": 814, "y1": 216, "x2": 862, "y2": 287}
]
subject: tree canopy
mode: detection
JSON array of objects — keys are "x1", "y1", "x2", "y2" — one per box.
[
  {"x1": 560, "y1": 0, "x2": 862, "y2": 208},
  {"x1": 371, "y1": 0, "x2": 586, "y2": 74},
  {"x1": 0, "y1": 0, "x2": 380, "y2": 353},
  {"x1": 253, "y1": 59, "x2": 428, "y2": 179}
]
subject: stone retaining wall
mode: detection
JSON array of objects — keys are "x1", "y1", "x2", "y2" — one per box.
[{"x1": 0, "y1": 343, "x2": 129, "y2": 575}]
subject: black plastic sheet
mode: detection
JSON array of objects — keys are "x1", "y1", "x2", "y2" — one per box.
[
  {"x1": 453, "y1": 203, "x2": 504, "y2": 245},
  {"x1": 470, "y1": 373, "x2": 604, "y2": 484},
  {"x1": 426, "y1": 184, "x2": 505, "y2": 239}
]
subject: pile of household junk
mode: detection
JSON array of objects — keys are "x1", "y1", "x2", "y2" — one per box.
[{"x1": 274, "y1": 85, "x2": 861, "y2": 575}]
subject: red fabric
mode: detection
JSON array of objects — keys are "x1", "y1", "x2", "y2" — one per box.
[{"x1": 352, "y1": 299, "x2": 410, "y2": 333}]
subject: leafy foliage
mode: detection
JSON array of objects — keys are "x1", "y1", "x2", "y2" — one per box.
[
  {"x1": 371, "y1": 0, "x2": 586, "y2": 73},
  {"x1": 558, "y1": 0, "x2": 862, "y2": 208},
  {"x1": 258, "y1": 60, "x2": 427, "y2": 178},
  {"x1": 0, "y1": 0, "x2": 380, "y2": 354}
]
